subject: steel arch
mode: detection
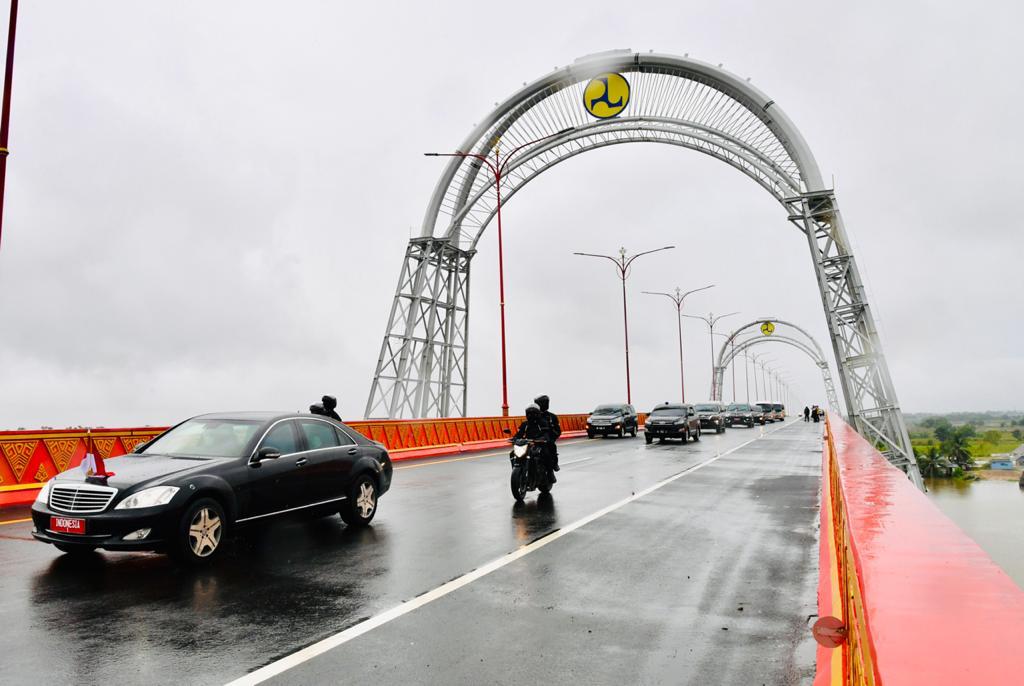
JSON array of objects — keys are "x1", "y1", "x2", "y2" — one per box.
[
  {"x1": 366, "y1": 50, "x2": 922, "y2": 486},
  {"x1": 713, "y1": 334, "x2": 840, "y2": 412}
]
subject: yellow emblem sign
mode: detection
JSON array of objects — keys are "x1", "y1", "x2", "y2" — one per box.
[
  {"x1": 583, "y1": 73, "x2": 630, "y2": 119},
  {"x1": 760, "y1": 321, "x2": 776, "y2": 336}
]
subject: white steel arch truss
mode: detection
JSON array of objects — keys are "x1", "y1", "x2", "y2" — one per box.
[{"x1": 366, "y1": 50, "x2": 922, "y2": 486}]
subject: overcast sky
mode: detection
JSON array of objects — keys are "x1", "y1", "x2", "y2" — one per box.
[{"x1": 0, "y1": 1, "x2": 1021, "y2": 428}]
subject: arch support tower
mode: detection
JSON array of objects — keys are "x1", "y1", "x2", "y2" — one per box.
[{"x1": 364, "y1": 50, "x2": 922, "y2": 486}]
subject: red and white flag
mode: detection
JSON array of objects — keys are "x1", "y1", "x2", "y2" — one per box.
[{"x1": 80, "y1": 429, "x2": 112, "y2": 478}]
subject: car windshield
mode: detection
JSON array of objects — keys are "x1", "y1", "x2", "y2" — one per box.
[
  {"x1": 757, "y1": 404, "x2": 773, "y2": 411},
  {"x1": 650, "y1": 407, "x2": 685, "y2": 416},
  {"x1": 592, "y1": 405, "x2": 622, "y2": 415},
  {"x1": 728, "y1": 404, "x2": 750, "y2": 411},
  {"x1": 774, "y1": 405, "x2": 783, "y2": 411},
  {"x1": 142, "y1": 418, "x2": 264, "y2": 458},
  {"x1": 694, "y1": 404, "x2": 718, "y2": 412}
]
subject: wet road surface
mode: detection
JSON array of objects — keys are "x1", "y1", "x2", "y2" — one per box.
[{"x1": 0, "y1": 420, "x2": 821, "y2": 685}]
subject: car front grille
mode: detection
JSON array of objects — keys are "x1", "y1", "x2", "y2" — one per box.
[{"x1": 49, "y1": 484, "x2": 118, "y2": 514}]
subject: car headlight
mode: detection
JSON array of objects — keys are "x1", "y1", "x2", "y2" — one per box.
[
  {"x1": 34, "y1": 480, "x2": 52, "y2": 505},
  {"x1": 115, "y1": 486, "x2": 179, "y2": 510}
]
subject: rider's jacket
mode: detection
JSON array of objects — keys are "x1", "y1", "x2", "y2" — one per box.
[
  {"x1": 541, "y1": 410, "x2": 562, "y2": 442},
  {"x1": 513, "y1": 417, "x2": 551, "y2": 441}
]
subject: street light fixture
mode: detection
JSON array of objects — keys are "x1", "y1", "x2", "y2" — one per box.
[
  {"x1": 681, "y1": 311, "x2": 740, "y2": 401},
  {"x1": 642, "y1": 284, "x2": 714, "y2": 402},
  {"x1": 574, "y1": 245, "x2": 676, "y2": 404},
  {"x1": 426, "y1": 126, "x2": 575, "y2": 416}
]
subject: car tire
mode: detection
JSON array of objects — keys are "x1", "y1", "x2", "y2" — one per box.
[
  {"x1": 587, "y1": 431, "x2": 594, "y2": 439},
  {"x1": 617, "y1": 426, "x2": 624, "y2": 438},
  {"x1": 54, "y1": 543, "x2": 97, "y2": 555},
  {"x1": 718, "y1": 425, "x2": 724, "y2": 434},
  {"x1": 645, "y1": 433, "x2": 653, "y2": 444},
  {"x1": 683, "y1": 429, "x2": 689, "y2": 443},
  {"x1": 171, "y1": 497, "x2": 226, "y2": 566},
  {"x1": 341, "y1": 474, "x2": 379, "y2": 527}
]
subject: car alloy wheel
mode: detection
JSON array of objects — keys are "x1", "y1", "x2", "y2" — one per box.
[
  {"x1": 188, "y1": 506, "x2": 223, "y2": 558},
  {"x1": 173, "y1": 497, "x2": 226, "y2": 565},
  {"x1": 341, "y1": 475, "x2": 379, "y2": 526}
]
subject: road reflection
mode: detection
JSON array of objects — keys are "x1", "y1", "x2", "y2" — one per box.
[
  {"x1": 28, "y1": 520, "x2": 391, "y2": 684},
  {"x1": 510, "y1": 493, "x2": 558, "y2": 543}
]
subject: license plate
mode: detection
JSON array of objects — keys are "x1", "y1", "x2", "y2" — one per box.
[{"x1": 50, "y1": 516, "x2": 86, "y2": 534}]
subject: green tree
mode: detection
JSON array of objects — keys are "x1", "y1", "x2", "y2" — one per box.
[
  {"x1": 1013, "y1": 429, "x2": 1022, "y2": 441},
  {"x1": 983, "y1": 429, "x2": 1003, "y2": 443},
  {"x1": 942, "y1": 426, "x2": 975, "y2": 469},
  {"x1": 933, "y1": 419, "x2": 955, "y2": 443}
]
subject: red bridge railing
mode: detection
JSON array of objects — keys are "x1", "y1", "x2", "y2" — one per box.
[{"x1": 817, "y1": 412, "x2": 1024, "y2": 685}]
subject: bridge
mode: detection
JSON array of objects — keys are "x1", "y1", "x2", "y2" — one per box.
[{"x1": 1, "y1": 48, "x2": 1023, "y2": 685}]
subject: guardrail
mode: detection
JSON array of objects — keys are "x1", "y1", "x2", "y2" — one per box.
[
  {"x1": 816, "y1": 412, "x2": 1024, "y2": 685},
  {"x1": 1, "y1": 412, "x2": 646, "y2": 506}
]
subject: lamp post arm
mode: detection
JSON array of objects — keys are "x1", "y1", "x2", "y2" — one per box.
[{"x1": 497, "y1": 126, "x2": 576, "y2": 175}]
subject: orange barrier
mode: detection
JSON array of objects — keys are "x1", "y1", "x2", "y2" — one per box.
[
  {"x1": 815, "y1": 412, "x2": 1024, "y2": 685},
  {"x1": 1, "y1": 412, "x2": 636, "y2": 506}
]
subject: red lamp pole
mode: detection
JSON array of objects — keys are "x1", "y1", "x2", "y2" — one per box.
[
  {"x1": 642, "y1": 284, "x2": 714, "y2": 402},
  {"x1": 574, "y1": 246, "x2": 675, "y2": 404},
  {"x1": 426, "y1": 127, "x2": 574, "y2": 416},
  {"x1": 0, "y1": 0, "x2": 19, "y2": 253}
]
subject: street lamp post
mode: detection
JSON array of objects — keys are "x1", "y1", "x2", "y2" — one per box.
[
  {"x1": 682, "y1": 311, "x2": 739, "y2": 401},
  {"x1": 574, "y1": 246, "x2": 676, "y2": 404},
  {"x1": 426, "y1": 127, "x2": 574, "y2": 416},
  {"x1": 642, "y1": 284, "x2": 714, "y2": 402}
]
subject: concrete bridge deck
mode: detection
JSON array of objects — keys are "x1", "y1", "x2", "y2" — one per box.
[{"x1": 0, "y1": 420, "x2": 821, "y2": 685}]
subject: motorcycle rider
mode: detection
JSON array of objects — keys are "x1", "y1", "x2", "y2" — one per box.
[
  {"x1": 513, "y1": 404, "x2": 556, "y2": 482},
  {"x1": 534, "y1": 394, "x2": 561, "y2": 472},
  {"x1": 321, "y1": 394, "x2": 341, "y2": 421}
]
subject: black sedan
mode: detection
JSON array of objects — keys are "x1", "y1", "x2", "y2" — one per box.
[{"x1": 30, "y1": 412, "x2": 393, "y2": 564}]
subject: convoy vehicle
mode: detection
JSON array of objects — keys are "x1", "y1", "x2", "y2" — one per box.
[
  {"x1": 694, "y1": 402, "x2": 727, "y2": 433},
  {"x1": 725, "y1": 403, "x2": 758, "y2": 428},
  {"x1": 773, "y1": 403, "x2": 786, "y2": 421},
  {"x1": 586, "y1": 403, "x2": 638, "y2": 438},
  {"x1": 643, "y1": 403, "x2": 701, "y2": 444},
  {"x1": 756, "y1": 402, "x2": 777, "y2": 423},
  {"x1": 508, "y1": 437, "x2": 554, "y2": 501},
  {"x1": 31, "y1": 412, "x2": 393, "y2": 564}
]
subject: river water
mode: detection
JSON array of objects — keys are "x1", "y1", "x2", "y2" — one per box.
[{"x1": 926, "y1": 478, "x2": 1024, "y2": 589}]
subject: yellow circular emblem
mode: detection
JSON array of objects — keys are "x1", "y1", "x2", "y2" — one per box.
[
  {"x1": 760, "y1": 321, "x2": 776, "y2": 336},
  {"x1": 583, "y1": 73, "x2": 630, "y2": 119}
]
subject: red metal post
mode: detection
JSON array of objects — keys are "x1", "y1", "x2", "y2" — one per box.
[
  {"x1": 495, "y1": 167, "x2": 510, "y2": 417},
  {"x1": 0, "y1": 0, "x2": 19, "y2": 252}
]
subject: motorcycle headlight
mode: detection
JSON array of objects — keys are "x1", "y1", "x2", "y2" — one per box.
[
  {"x1": 34, "y1": 480, "x2": 52, "y2": 505},
  {"x1": 115, "y1": 486, "x2": 179, "y2": 510},
  {"x1": 513, "y1": 444, "x2": 529, "y2": 458}
]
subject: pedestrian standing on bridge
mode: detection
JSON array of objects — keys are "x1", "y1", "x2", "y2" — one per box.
[
  {"x1": 534, "y1": 394, "x2": 561, "y2": 472},
  {"x1": 803, "y1": 406, "x2": 810, "y2": 422}
]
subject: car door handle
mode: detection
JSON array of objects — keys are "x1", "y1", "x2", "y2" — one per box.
[
  {"x1": 295, "y1": 457, "x2": 309, "y2": 467},
  {"x1": 347, "y1": 448, "x2": 358, "y2": 455}
]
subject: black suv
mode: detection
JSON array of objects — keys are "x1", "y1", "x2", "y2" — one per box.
[
  {"x1": 725, "y1": 403, "x2": 758, "y2": 428},
  {"x1": 644, "y1": 403, "x2": 701, "y2": 444},
  {"x1": 694, "y1": 402, "x2": 727, "y2": 433},
  {"x1": 586, "y1": 404, "x2": 638, "y2": 438}
]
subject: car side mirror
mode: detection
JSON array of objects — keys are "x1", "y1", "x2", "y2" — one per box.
[{"x1": 253, "y1": 446, "x2": 282, "y2": 465}]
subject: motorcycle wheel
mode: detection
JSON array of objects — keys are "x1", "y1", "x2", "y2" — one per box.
[
  {"x1": 538, "y1": 480, "x2": 552, "y2": 494},
  {"x1": 692, "y1": 427, "x2": 701, "y2": 441},
  {"x1": 645, "y1": 433, "x2": 653, "y2": 445},
  {"x1": 630, "y1": 426, "x2": 637, "y2": 437},
  {"x1": 510, "y1": 466, "x2": 528, "y2": 501}
]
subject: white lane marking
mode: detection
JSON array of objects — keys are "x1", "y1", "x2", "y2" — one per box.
[
  {"x1": 226, "y1": 422, "x2": 792, "y2": 686},
  {"x1": 561, "y1": 455, "x2": 596, "y2": 467}
]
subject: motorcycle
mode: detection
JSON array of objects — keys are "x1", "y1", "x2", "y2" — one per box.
[{"x1": 508, "y1": 437, "x2": 554, "y2": 501}]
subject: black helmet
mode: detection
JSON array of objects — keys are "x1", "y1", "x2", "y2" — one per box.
[
  {"x1": 525, "y1": 403, "x2": 541, "y2": 418},
  {"x1": 322, "y1": 395, "x2": 337, "y2": 410},
  {"x1": 310, "y1": 403, "x2": 326, "y2": 416},
  {"x1": 533, "y1": 394, "x2": 550, "y2": 411}
]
